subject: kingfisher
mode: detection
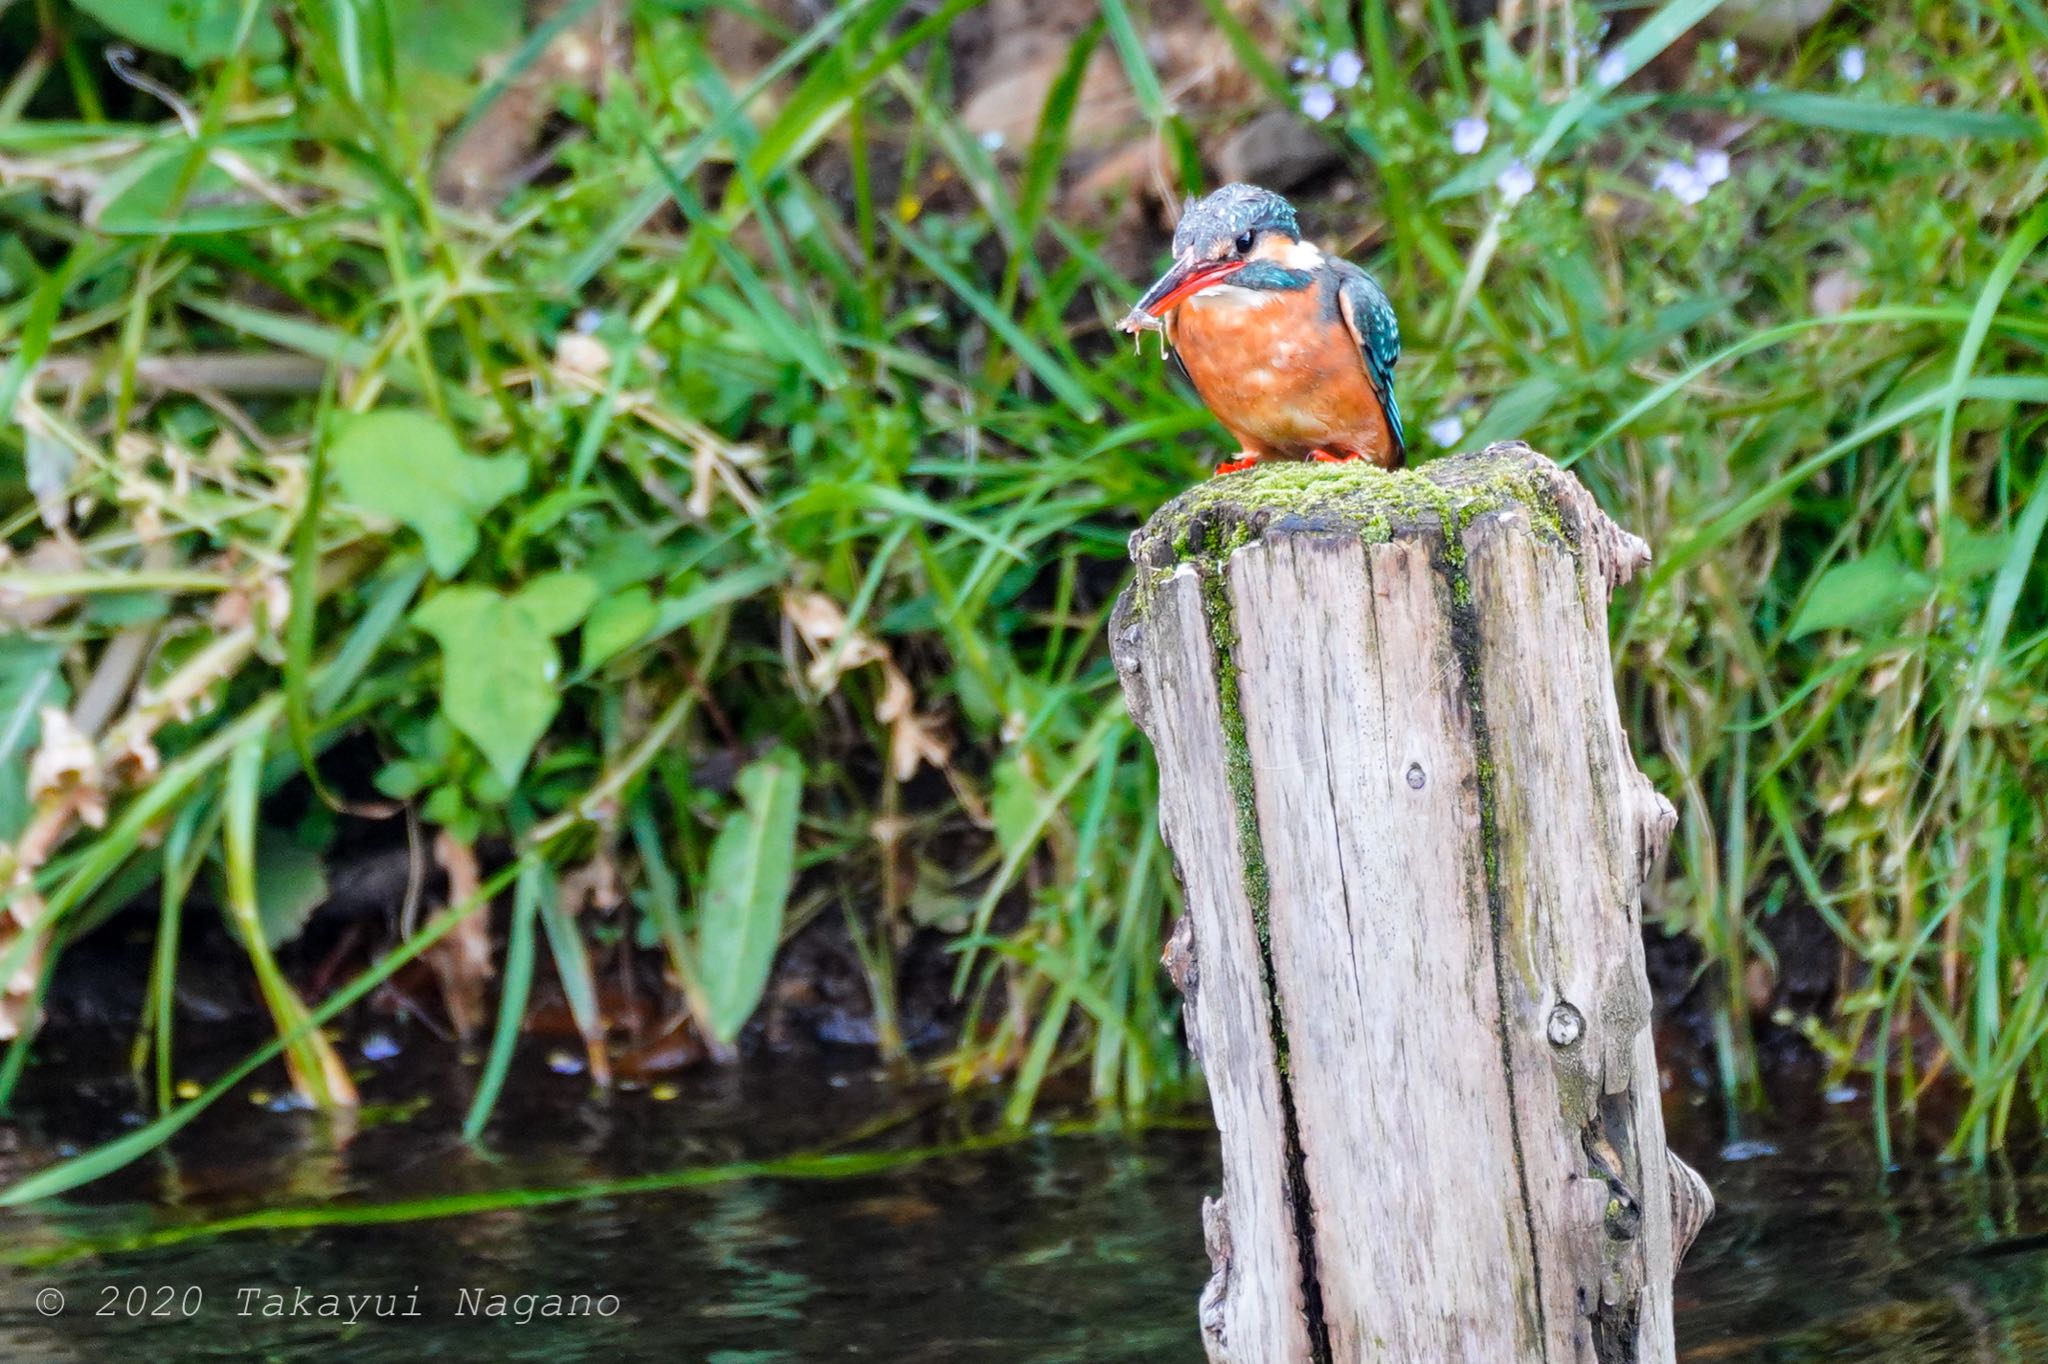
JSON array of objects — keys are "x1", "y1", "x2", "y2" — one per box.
[{"x1": 1119, "y1": 183, "x2": 1404, "y2": 476}]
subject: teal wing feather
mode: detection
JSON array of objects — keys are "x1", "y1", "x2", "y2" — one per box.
[{"x1": 1332, "y1": 262, "x2": 1404, "y2": 462}]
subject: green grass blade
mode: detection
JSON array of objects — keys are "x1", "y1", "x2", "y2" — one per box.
[
  {"x1": 1730, "y1": 90, "x2": 2040, "y2": 142},
  {"x1": 535, "y1": 859, "x2": 608, "y2": 1082},
  {"x1": 223, "y1": 729, "x2": 354, "y2": 1111},
  {"x1": 0, "y1": 855, "x2": 529, "y2": 1206},
  {"x1": 147, "y1": 801, "x2": 213, "y2": 1114},
  {"x1": 463, "y1": 859, "x2": 542, "y2": 1139},
  {"x1": 1934, "y1": 204, "x2": 2048, "y2": 524},
  {"x1": 885, "y1": 218, "x2": 1101, "y2": 419}
]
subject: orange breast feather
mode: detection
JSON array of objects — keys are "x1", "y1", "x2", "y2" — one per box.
[{"x1": 1167, "y1": 284, "x2": 1395, "y2": 465}]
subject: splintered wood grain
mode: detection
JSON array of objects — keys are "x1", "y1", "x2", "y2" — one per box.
[
  {"x1": 1124, "y1": 566, "x2": 1313, "y2": 1363},
  {"x1": 1228, "y1": 534, "x2": 1542, "y2": 1362},
  {"x1": 1113, "y1": 447, "x2": 1696, "y2": 1363},
  {"x1": 1463, "y1": 507, "x2": 1680, "y2": 1364}
]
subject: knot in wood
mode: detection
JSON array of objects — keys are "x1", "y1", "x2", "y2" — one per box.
[
  {"x1": 1604, "y1": 1187, "x2": 1642, "y2": 1242},
  {"x1": 1404, "y1": 762, "x2": 1425, "y2": 789},
  {"x1": 1547, "y1": 1001, "x2": 1584, "y2": 1048}
]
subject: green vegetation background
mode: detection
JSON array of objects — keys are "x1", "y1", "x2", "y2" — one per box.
[{"x1": 0, "y1": 0, "x2": 2044, "y2": 1196}]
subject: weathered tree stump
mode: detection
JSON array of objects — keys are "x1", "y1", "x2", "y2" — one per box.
[{"x1": 1111, "y1": 444, "x2": 1711, "y2": 1363}]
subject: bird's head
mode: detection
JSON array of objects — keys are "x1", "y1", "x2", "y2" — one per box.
[{"x1": 1121, "y1": 184, "x2": 1304, "y2": 327}]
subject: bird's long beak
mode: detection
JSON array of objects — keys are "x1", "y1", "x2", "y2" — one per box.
[{"x1": 1119, "y1": 253, "x2": 1247, "y2": 330}]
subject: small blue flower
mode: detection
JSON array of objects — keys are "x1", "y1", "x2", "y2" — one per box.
[
  {"x1": 1327, "y1": 49, "x2": 1365, "y2": 90},
  {"x1": 1653, "y1": 146, "x2": 1732, "y2": 205},
  {"x1": 1653, "y1": 159, "x2": 1708, "y2": 206},
  {"x1": 1595, "y1": 47, "x2": 1628, "y2": 88},
  {"x1": 1496, "y1": 159, "x2": 1535, "y2": 204},
  {"x1": 977, "y1": 129, "x2": 1006, "y2": 153},
  {"x1": 1451, "y1": 115, "x2": 1488, "y2": 156},
  {"x1": 360, "y1": 1031, "x2": 401, "y2": 1062},
  {"x1": 1427, "y1": 415, "x2": 1466, "y2": 448},
  {"x1": 1717, "y1": 39, "x2": 1738, "y2": 70},
  {"x1": 1838, "y1": 45, "x2": 1866, "y2": 83},
  {"x1": 1299, "y1": 83, "x2": 1337, "y2": 122}
]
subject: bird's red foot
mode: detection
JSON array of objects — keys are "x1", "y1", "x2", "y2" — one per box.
[
  {"x1": 1213, "y1": 455, "x2": 1259, "y2": 476},
  {"x1": 1310, "y1": 448, "x2": 1366, "y2": 464}
]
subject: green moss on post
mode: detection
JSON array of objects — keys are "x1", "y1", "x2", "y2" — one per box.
[
  {"x1": 1127, "y1": 442, "x2": 1577, "y2": 621},
  {"x1": 1195, "y1": 516, "x2": 1332, "y2": 1361}
]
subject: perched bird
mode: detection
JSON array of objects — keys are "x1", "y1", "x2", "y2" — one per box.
[{"x1": 1119, "y1": 183, "x2": 1404, "y2": 476}]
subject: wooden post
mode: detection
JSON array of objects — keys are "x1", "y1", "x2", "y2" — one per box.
[{"x1": 1112, "y1": 443, "x2": 1712, "y2": 1364}]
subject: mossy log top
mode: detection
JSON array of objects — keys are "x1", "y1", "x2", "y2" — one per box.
[{"x1": 1120, "y1": 441, "x2": 1649, "y2": 612}]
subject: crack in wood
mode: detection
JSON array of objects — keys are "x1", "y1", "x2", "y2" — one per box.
[
  {"x1": 1443, "y1": 537, "x2": 1555, "y2": 1359},
  {"x1": 1199, "y1": 558, "x2": 1334, "y2": 1364}
]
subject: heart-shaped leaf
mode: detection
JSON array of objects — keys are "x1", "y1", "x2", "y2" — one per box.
[
  {"x1": 412, "y1": 579, "x2": 591, "y2": 785},
  {"x1": 513, "y1": 571, "x2": 599, "y2": 636},
  {"x1": 329, "y1": 411, "x2": 527, "y2": 578}
]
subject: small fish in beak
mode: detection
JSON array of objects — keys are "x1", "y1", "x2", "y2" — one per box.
[
  {"x1": 1120, "y1": 252, "x2": 1250, "y2": 332},
  {"x1": 1116, "y1": 306, "x2": 1163, "y2": 336}
]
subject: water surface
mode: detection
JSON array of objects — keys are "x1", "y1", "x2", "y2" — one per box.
[{"x1": 1, "y1": 1048, "x2": 2043, "y2": 1361}]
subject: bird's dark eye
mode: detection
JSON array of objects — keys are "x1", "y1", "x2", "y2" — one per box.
[{"x1": 1235, "y1": 229, "x2": 1257, "y2": 254}]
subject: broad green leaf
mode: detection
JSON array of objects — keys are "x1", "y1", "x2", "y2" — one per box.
[
  {"x1": 395, "y1": 0, "x2": 522, "y2": 76},
  {"x1": 329, "y1": 411, "x2": 526, "y2": 578},
  {"x1": 68, "y1": 0, "x2": 282, "y2": 64},
  {"x1": 989, "y1": 755, "x2": 1038, "y2": 861},
  {"x1": 1941, "y1": 521, "x2": 2013, "y2": 583},
  {"x1": 1790, "y1": 549, "x2": 1934, "y2": 640},
  {"x1": 208, "y1": 824, "x2": 329, "y2": 948},
  {"x1": 413, "y1": 586, "x2": 571, "y2": 785},
  {"x1": 0, "y1": 640, "x2": 69, "y2": 841},
  {"x1": 373, "y1": 758, "x2": 430, "y2": 799},
  {"x1": 581, "y1": 586, "x2": 657, "y2": 671},
  {"x1": 697, "y1": 749, "x2": 803, "y2": 1043},
  {"x1": 513, "y1": 571, "x2": 598, "y2": 636},
  {"x1": 254, "y1": 826, "x2": 330, "y2": 948}
]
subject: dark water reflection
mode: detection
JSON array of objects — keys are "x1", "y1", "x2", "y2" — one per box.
[{"x1": 0, "y1": 1051, "x2": 2045, "y2": 1361}]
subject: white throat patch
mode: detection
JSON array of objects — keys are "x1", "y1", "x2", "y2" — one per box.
[
  {"x1": 1191, "y1": 282, "x2": 1282, "y2": 308},
  {"x1": 1280, "y1": 239, "x2": 1325, "y2": 270}
]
